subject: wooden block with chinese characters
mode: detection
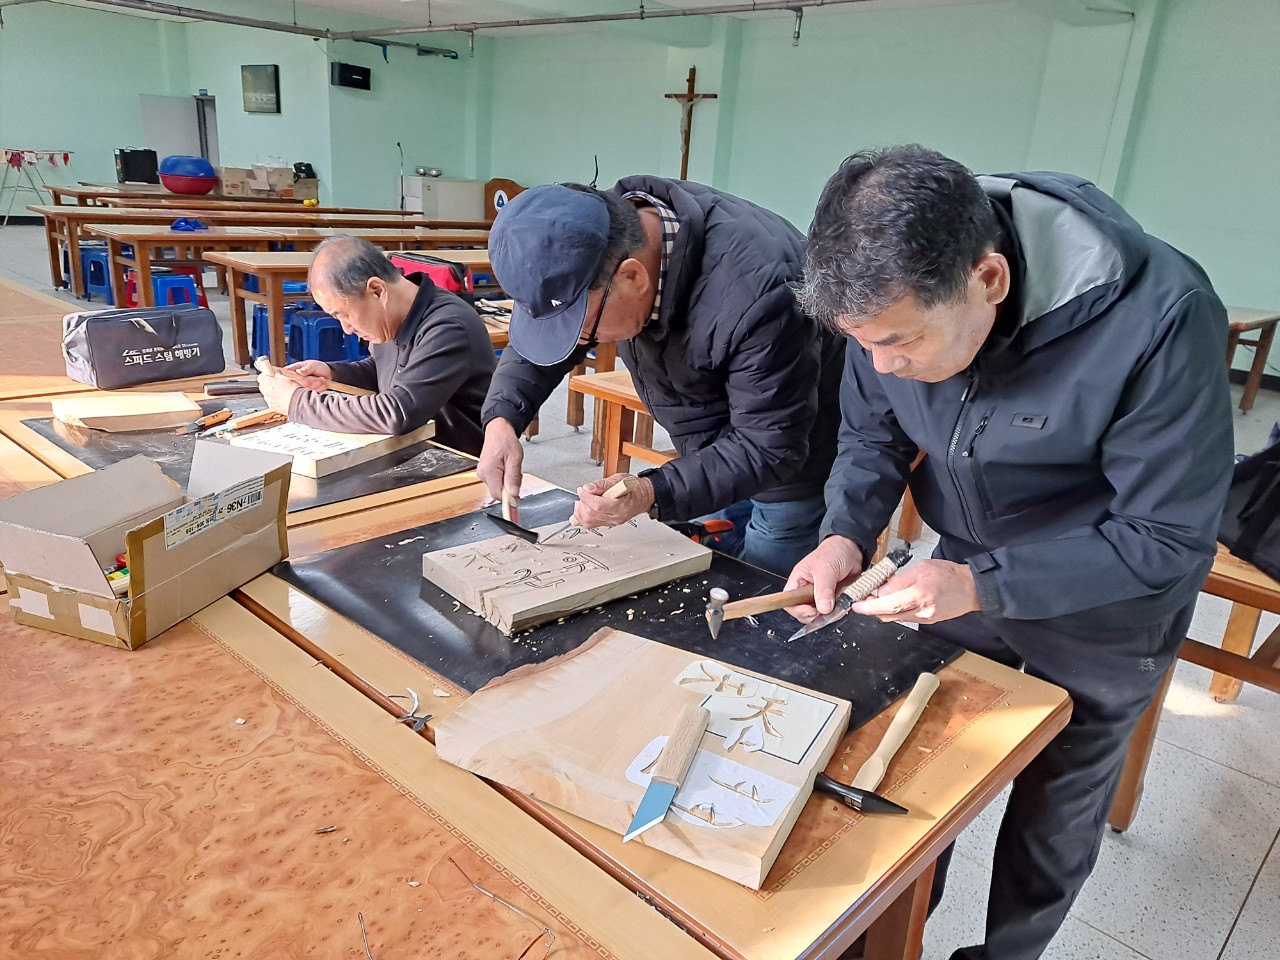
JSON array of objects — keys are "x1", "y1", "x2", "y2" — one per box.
[
  {"x1": 227, "y1": 420, "x2": 434, "y2": 478},
  {"x1": 435, "y1": 628, "x2": 851, "y2": 888},
  {"x1": 421, "y1": 517, "x2": 711, "y2": 635}
]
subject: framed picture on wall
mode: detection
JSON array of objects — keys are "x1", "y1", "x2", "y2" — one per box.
[{"x1": 241, "y1": 64, "x2": 280, "y2": 114}]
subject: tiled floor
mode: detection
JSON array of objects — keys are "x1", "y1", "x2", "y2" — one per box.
[{"x1": 3, "y1": 223, "x2": 1278, "y2": 959}]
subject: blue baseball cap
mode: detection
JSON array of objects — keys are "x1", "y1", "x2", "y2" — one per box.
[{"x1": 490, "y1": 184, "x2": 609, "y2": 366}]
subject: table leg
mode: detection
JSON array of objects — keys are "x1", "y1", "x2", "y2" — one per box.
[
  {"x1": 1241, "y1": 323, "x2": 1276, "y2": 414},
  {"x1": 106, "y1": 239, "x2": 128, "y2": 307},
  {"x1": 603, "y1": 401, "x2": 635, "y2": 476},
  {"x1": 136, "y1": 243, "x2": 154, "y2": 307},
  {"x1": 229, "y1": 268, "x2": 250, "y2": 366},
  {"x1": 864, "y1": 860, "x2": 935, "y2": 960},
  {"x1": 568, "y1": 363, "x2": 586, "y2": 429},
  {"x1": 66, "y1": 223, "x2": 85, "y2": 298},
  {"x1": 267, "y1": 276, "x2": 286, "y2": 366},
  {"x1": 1108, "y1": 663, "x2": 1176, "y2": 832},
  {"x1": 1210, "y1": 602, "x2": 1261, "y2": 702},
  {"x1": 43, "y1": 215, "x2": 65, "y2": 291}
]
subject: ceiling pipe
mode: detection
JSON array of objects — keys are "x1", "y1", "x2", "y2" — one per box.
[
  {"x1": 4, "y1": 0, "x2": 459, "y2": 56},
  {"x1": 333, "y1": 0, "x2": 879, "y2": 40}
]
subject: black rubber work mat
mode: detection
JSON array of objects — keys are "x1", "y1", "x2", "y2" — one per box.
[
  {"x1": 22, "y1": 398, "x2": 475, "y2": 514},
  {"x1": 274, "y1": 489, "x2": 962, "y2": 732}
]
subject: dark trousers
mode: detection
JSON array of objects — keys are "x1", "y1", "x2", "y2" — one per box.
[{"x1": 920, "y1": 602, "x2": 1193, "y2": 960}]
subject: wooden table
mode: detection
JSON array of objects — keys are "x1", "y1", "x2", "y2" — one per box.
[
  {"x1": 100, "y1": 197, "x2": 487, "y2": 224},
  {"x1": 1226, "y1": 306, "x2": 1280, "y2": 413},
  {"x1": 82, "y1": 224, "x2": 489, "y2": 314},
  {"x1": 0, "y1": 386, "x2": 492, "y2": 529},
  {"x1": 204, "y1": 248, "x2": 495, "y2": 365},
  {"x1": 0, "y1": 591, "x2": 709, "y2": 960},
  {"x1": 570, "y1": 368, "x2": 669, "y2": 472},
  {"x1": 31, "y1": 204, "x2": 485, "y2": 297},
  {"x1": 243, "y1": 485, "x2": 1071, "y2": 960}
]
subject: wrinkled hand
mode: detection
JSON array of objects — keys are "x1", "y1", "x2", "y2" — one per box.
[
  {"x1": 849, "y1": 560, "x2": 979, "y2": 625},
  {"x1": 256, "y1": 368, "x2": 299, "y2": 415},
  {"x1": 477, "y1": 418, "x2": 524, "y2": 502},
  {"x1": 284, "y1": 359, "x2": 331, "y2": 393},
  {"x1": 784, "y1": 536, "x2": 864, "y2": 622},
  {"x1": 573, "y1": 473, "x2": 655, "y2": 529}
]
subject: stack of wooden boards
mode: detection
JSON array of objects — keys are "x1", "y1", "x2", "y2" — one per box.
[{"x1": 436, "y1": 627, "x2": 851, "y2": 889}]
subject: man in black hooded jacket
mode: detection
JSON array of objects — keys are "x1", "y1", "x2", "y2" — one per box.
[
  {"x1": 787, "y1": 145, "x2": 1232, "y2": 960},
  {"x1": 478, "y1": 178, "x2": 845, "y2": 576}
]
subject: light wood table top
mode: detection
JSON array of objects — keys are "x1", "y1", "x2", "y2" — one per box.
[
  {"x1": 0, "y1": 387, "x2": 492, "y2": 529},
  {"x1": 204, "y1": 247, "x2": 493, "y2": 273},
  {"x1": 1226, "y1": 305, "x2": 1280, "y2": 328},
  {"x1": 242, "y1": 481, "x2": 1072, "y2": 960},
  {"x1": 0, "y1": 592, "x2": 710, "y2": 960},
  {"x1": 85, "y1": 223, "x2": 489, "y2": 246}
]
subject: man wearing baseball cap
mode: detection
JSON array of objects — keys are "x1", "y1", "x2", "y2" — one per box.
[{"x1": 478, "y1": 177, "x2": 845, "y2": 575}]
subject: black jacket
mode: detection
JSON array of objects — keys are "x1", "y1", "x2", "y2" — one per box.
[
  {"x1": 482, "y1": 176, "x2": 845, "y2": 521},
  {"x1": 289, "y1": 275, "x2": 495, "y2": 455},
  {"x1": 823, "y1": 172, "x2": 1234, "y2": 632}
]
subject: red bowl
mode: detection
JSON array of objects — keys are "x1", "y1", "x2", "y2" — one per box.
[{"x1": 160, "y1": 173, "x2": 217, "y2": 195}]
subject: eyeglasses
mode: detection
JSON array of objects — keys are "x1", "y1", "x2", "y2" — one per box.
[{"x1": 578, "y1": 268, "x2": 617, "y2": 351}]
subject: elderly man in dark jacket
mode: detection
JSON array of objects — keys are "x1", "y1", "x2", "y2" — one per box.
[
  {"x1": 478, "y1": 178, "x2": 844, "y2": 575},
  {"x1": 258, "y1": 235, "x2": 495, "y2": 456},
  {"x1": 787, "y1": 145, "x2": 1233, "y2": 960}
]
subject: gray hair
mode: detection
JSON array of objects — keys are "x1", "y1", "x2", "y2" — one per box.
[
  {"x1": 561, "y1": 184, "x2": 646, "y2": 289},
  {"x1": 309, "y1": 235, "x2": 401, "y2": 297},
  {"x1": 799, "y1": 145, "x2": 998, "y2": 329}
]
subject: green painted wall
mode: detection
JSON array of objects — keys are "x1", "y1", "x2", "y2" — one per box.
[
  {"x1": 325, "y1": 39, "x2": 474, "y2": 210},
  {"x1": 1117, "y1": 0, "x2": 1280, "y2": 326},
  {"x1": 0, "y1": 3, "x2": 182, "y2": 186},
  {"x1": 181, "y1": 21, "x2": 335, "y2": 204}
]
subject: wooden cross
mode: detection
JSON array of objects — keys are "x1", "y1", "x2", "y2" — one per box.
[{"x1": 664, "y1": 66, "x2": 718, "y2": 180}]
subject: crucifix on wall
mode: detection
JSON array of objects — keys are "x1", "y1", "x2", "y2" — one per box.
[{"x1": 665, "y1": 67, "x2": 718, "y2": 181}]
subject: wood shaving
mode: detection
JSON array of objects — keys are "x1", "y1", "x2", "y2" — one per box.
[
  {"x1": 234, "y1": 717, "x2": 246, "y2": 725},
  {"x1": 432, "y1": 687, "x2": 452, "y2": 698},
  {"x1": 313, "y1": 825, "x2": 338, "y2": 834}
]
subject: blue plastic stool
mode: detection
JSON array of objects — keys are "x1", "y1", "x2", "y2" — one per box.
[
  {"x1": 286, "y1": 310, "x2": 348, "y2": 364},
  {"x1": 152, "y1": 274, "x2": 199, "y2": 307},
  {"x1": 80, "y1": 248, "x2": 114, "y2": 303}
]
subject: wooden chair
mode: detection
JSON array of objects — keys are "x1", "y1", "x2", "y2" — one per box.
[{"x1": 1109, "y1": 547, "x2": 1280, "y2": 831}]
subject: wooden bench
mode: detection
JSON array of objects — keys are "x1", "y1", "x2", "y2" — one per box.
[
  {"x1": 568, "y1": 368, "x2": 674, "y2": 474},
  {"x1": 1227, "y1": 306, "x2": 1280, "y2": 413},
  {"x1": 1109, "y1": 546, "x2": 1280, "y2": 831}
]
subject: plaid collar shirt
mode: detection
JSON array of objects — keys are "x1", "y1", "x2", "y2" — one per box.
[{"x1": 622, "y1": 190, "x2": 679, "y2": 327}]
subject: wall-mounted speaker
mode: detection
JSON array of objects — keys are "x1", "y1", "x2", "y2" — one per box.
[{"x1": 330, "y1": 61, "x2": 371, "y2": 91}]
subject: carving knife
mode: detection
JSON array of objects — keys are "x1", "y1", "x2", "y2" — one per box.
[
  {"x1": 813, "y1": 773, "x2": 908, "y2": 815},
  {"x1": 851, "y1": 672, "x2": 940, "y2": 792},
  {"x1": 623, "y1": 703, "x2": 711, "y2": 843},
  {"x1": 786, "y1": 546, "x2": 914, "y2": 641}
]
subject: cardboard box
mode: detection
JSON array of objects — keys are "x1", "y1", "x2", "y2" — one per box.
[
  {"x1": 218, "y1": 165, "x2": 252, "y2": 196},
  {"x1": 277, "y1": 178, "x2": 318, "y2": 202},
  {"x1": 51, "y1": 392, "x2": 203, "y2": 432},
  {"x1": 0, "y1": 443, "x2": 292, "y2": 650},
  {"x1": 251, "y1": 164, "x2": 293, "y2": 191}
]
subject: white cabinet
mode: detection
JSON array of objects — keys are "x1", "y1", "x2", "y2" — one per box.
[{"x1": 399, "y1": 177, "x2": 484, "y2": 220}]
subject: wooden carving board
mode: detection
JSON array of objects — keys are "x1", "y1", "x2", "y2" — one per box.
[
  {"x1": 435, "y1": 628, "x2": 851, "y2": 889},
  {"x1": 227, "y1": 419, "x2": 434, "y2": 478},
  {"x1": 50, "y1": 391, "x2": 202, "y2": 432},
  {"x1": 422, "y1": 516, "x2": 711, "y2": 635}
]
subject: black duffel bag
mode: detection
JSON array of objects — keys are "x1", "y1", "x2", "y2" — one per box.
[
  {"x1": 1218, "y1": 436, "x2": 1280, "y2": 581},
  {"x1": 62, "y1": 305, "x2": 225, "y2": 390}
]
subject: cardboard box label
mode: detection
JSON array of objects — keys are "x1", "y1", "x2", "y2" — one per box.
[
  {"x1": 163, "y1": 476, "x2": 265, "y2": 549},
  {"x1": 14, "y1": 587, "x2": 51, "y2": 620},
  {"x1": 79, "y1": 603, "x2": 116, "y2": 636}
]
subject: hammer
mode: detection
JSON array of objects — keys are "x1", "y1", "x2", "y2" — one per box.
[{"x1": 705, "y1": 585, "x2": 816, "y2": 639}]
